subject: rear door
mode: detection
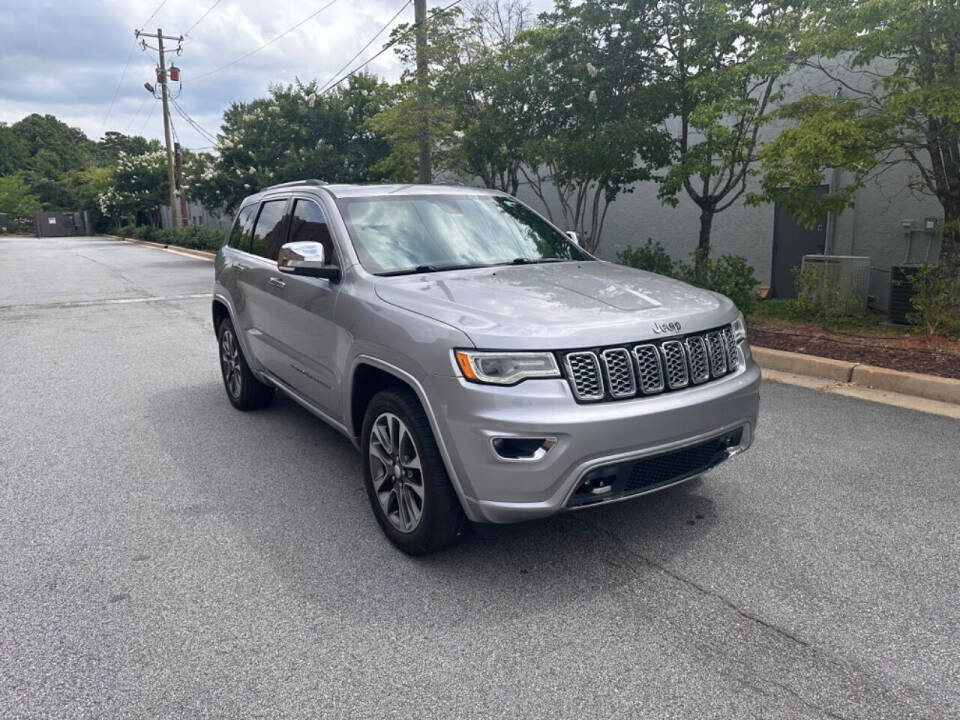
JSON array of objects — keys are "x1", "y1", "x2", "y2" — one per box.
[
  {"x1": 262, "y1": 196, "x2": 345, "y2": 419},
  {"x1": 239, "y1": 197, "x2": 291, "y2": 373},
  {"x1": 220, "y1": 204, "x2": 258, "y2": 339}
]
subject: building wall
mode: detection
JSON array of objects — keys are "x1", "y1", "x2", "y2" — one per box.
[
  {"x1": 159, "y1": 201, "x2": 231, "y2": 232},
  {"x1": 518, "y1": 61, "x2": 945, "y2": 312}
]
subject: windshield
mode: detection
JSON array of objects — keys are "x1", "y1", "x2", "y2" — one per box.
[{"x1": 338, "y1": 194, "x2": 592, "y2": 275}]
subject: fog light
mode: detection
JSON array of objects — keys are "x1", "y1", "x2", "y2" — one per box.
[{"x1": 491, "y1": 436, "x2": 556, "y2": 461}]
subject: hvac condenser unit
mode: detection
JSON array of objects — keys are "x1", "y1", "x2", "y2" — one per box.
[{"x1": 800, "y1": 255, "x2": 871, "y2": 315}]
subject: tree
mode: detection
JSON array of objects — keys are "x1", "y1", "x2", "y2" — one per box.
[
  {"x1": 99, "y1": 150, "x2": 169, "y2": 227},
  {"x1": 0, "y1": 124, "x2": 28, "y2": 175},
  {"x1": 0, "y1": 174, "x2": 42, "y2": 217},
  {"x1": 187, "y1": 75, "x2": 393, "y2": 213},
  {"x1": 653, "y1": 0, "x2": 799, "y2": 272},
  {"x1": 517, "y1": 0, "x2": 673, "y2": 253},
  {"x1": 96, "y1": 132, "x2": 161, "y2": 164},
  {"x1": 753, "y1": 0, "x2": 960, "y2": 267}
]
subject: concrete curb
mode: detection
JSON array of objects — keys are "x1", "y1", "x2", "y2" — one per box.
[
  {"x1": 99, "y1": 234, "x2": 216, "y2": 262},
  {"x1": 752, "y1": 346, "x2": 960, "y2": 405}
]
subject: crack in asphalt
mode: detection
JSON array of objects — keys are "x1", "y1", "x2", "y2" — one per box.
[
  {"x1": 0, "y1": 293, "x2": 212, "y2": 313},
  {"x1": 575, "y1": 516, "x2": 929, "y2": 720}
]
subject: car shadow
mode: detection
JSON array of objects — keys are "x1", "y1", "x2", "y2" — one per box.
[{"x1": 147, "y1": 381, "x2": 723, "y2": 621}]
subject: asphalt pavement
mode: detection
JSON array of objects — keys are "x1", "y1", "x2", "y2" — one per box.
[{"x1": 1, "y1": 235, "x2": 959, "y2": 719}]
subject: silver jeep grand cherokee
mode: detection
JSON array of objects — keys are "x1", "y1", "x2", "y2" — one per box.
[{"x1": 213, "y1": 180, "x2": 760, "y2": 553}]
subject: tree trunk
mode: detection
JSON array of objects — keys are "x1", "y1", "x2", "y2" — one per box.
[
  {"x1": 940, "y1": 199, "x2": 960, "y2": 270},
  {"x1": 695, "y1": 205, "x2": 715, "y2": 274}
]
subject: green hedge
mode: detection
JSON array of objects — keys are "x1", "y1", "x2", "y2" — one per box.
[{"x1": 114, "y1": 224, "x2": 225, "y2": 252}]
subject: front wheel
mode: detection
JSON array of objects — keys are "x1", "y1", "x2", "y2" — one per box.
[{"x1": 361, "y1": 388, "x2": 464, "y2": 554}]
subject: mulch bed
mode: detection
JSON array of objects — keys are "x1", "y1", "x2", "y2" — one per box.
[{"x1": 748, "y1": 320, "x2": 960, "y2": 380}]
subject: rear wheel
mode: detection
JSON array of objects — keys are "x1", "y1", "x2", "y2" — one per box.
[
  {"x1": 361, "y1": 388, "x2": 464, "y2": 554},
  {"x1": 218, "y1": 317, "x2": 274, "y2": 410}
]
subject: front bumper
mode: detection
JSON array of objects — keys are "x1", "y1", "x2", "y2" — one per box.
[{"x1": 426, "y1": 355, "x2": 761, "y2": 523}]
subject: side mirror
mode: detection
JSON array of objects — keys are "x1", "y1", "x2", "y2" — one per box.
[
  {"x1": 277, "y1": 241, "x2": 341, "y2": 282},
  {"x1": 565, "y1": 230, "x2": 580, "y2": 246}
]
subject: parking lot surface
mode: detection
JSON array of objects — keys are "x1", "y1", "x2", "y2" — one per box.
[{"x1": 2, "y1": 236, "x2": 959, "y2": 719}]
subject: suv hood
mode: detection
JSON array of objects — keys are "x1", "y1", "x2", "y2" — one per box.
[{"x1": 375, "y1": 261, "x2": 735, "y2": 349}]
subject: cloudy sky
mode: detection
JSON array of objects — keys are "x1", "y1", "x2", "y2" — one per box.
[{"x1": 0, "y1": 0, "x2": 549, "y2": 150}]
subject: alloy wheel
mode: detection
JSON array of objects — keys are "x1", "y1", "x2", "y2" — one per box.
[
  {"x1": 220, "y1": 327, "x2": 242, "y2": 399},
  {"x1": 368, "y1": 412, "x2": 424, "y2": 533}
]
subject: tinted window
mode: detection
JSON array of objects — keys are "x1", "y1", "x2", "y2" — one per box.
[
  {"x1": 339, "y1": 194, "x2": 590, "y2": 275},
  {"x1": 288, "y1": 199, "x2": 336, "y2": 267},
  {"x1": 227, "y1": 205, "x2": 256, "y2": 250},
  {"x1": 250, "y1": 200, "x2": 288, "y2": 260}
]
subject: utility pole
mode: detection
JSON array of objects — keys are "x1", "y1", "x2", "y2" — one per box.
[
  {"x1": 136, "y1": 28, "x2": 181, "y2": 229},
  {"x1": 414, "y1": 0, "x2": 431, "y2": 184}
]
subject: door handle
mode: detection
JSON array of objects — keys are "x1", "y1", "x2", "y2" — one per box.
[
  {"x1": 268, "y1": 277, "x2": 286, "y2": 289},
  {"x1": 232, "y1": 262, "x2": 250, "y2": 273}
]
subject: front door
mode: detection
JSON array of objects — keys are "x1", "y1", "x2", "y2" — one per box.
[
  {"x1": 263, "y1": 197, "x2": 345, "y2": 420},
  {"x1": 770, "y1": 186, "x2": 828, "y2": 298}
]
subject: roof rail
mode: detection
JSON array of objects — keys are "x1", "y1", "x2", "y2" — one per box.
[{"x1": 262, "y1": 179, "x2": 328, "y2": 191}]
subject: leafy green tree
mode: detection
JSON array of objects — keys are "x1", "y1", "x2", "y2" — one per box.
[
  {"x1": 517, "y1": 0, "x2": 673, "y2": 252},
  {"x1": 96, "y1": 132, "x2": 161, "y2": 164},
  {"x1": 11, "y1": 114, "x2": 95, "y2": 175},
  {"x1": 652, "y1": 0, "x2": 799, "y2": 271},
  {"x1": 0, "y1": 124, "x2": 28, "y2": 175},
  {"x1": 753, "y1": 0, "x2": 960, "y2": 267},
  {"x1": 0, "y1": 174, "x2": 42, "y2": 217},
  {"x1": 187, "y1": 75, "x2": 392, "y2": 213},
  {"x1": 66, "y1": 165, "x2": 115, "y2": 230}
]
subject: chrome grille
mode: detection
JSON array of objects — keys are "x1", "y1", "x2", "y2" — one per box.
[
  {"x1": 560, "y1": 324, "x2": 741, "y2": 402},
  {"x1": 684, "y1": 336, "x2": 710, "y2": 384},
  {"x1": 660, "y1": 340, "x2": 689, "y2": 389},
  {"x1": 705, "y1": 331, "x2": 728, "y2": 377},
  {"x1": 633, "y1": 344, "x2": 664, "y2": 394},
  {"x1": 601, "y1": 348, "x2": 636, "y2": 398},
  {"x1": 722, "y1": 326, "x2": 739, "y2": 370},
  {"x1": 564, "y1": 351, "x2": 603, "y2": 401}
]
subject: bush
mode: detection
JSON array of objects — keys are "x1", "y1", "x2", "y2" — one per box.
[
  {"x1": 113, "y1": 224, "x2": 224, "y2": 252},
  {"x1": 905, "y1": 263, "x2": 960, "y2": 337},
  {"x1": 616, "y1": 239, "x2": 675, "y2": 276},
  {"x1": 788, "y1": 266, "x2": 856, "y2": 323},
  {"x1": 616, "y1": 243, "x2": 759, "y2": 314},
  {"x1": 675, "y1": 252, "x2": 760, "y2": 316}
]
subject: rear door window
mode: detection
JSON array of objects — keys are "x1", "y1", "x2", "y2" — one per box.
[
  {"x1": 227, "y1": 205, "x2": 256, "y2": 251},
  {"x1": 288, "y1": 199, "x2": 337, "y2": 266},
  {"x1": 250, "y1": 199, "x2": 289, "y2": 260}
]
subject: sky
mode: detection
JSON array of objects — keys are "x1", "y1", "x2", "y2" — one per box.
[{"x1": 0, "y1": 0, "x2": 550, "y2": 150}]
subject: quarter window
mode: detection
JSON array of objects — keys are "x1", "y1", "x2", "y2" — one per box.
[
  {"x1": 250, "y1": 199, "x2": 288, "y2": 260},
  {"x1": 288, "y1": 199, "x2": 337, "y2": 266},
  {"x1": 227, "y1": 205, "x2": 256, "y2": 250}
]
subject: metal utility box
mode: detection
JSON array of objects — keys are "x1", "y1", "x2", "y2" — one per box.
[
  {"x1": 799, "y1": 255, "x2": 871, "y2": 315},
  {"x1": 35, "y1": 211, "x2": 87, "y2": 238}
]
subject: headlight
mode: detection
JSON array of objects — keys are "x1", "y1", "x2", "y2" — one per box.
[
  {"x1": 454, "y1": 350, "x2": 560, "y2": 385},
  {"x1": 732, "y1": 312, "x2": 747, "y2": 343}
]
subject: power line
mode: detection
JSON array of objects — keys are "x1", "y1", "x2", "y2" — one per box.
[
  {"x1": 184, "y1": 0, "x2": 224, "y2": 38},
  {"x1": 190, "y1": 0, "x2": 342, "y2": 82},
  {"x1": 139, "y1": 0, "x2": 170, "y2": 31},
  {"x1": 321, "y1": 0, "x2": 461, "y2": 95},
  {"x1": 171, "y1": 98, "x2": 218, "y2": 145},
  {"x1": 320, "y1": 0, "x2": 411, "y2": 93},
  {"x1": 123, "y1": 95, "x2": 151, "y2": 134},
  {"x1": 139, "y1": 98, "x2": 159, "y2": 135},
  {"x1": 101, "y1": 38, "x2": 138, "y2": 136}
]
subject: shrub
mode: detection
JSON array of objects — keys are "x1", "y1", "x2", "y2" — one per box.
[
  {"x1": 616, "y1": 239, "x2": 675, "y2": 276},
  {"x1": 112, "y1": 224, "x2": 224, "y2": 252},
  {"x1": 616, "y1": 243, "x2": 759, "y2": 314},
  {"x1": 905, "y1": 263, "x2": 960, "y2": 337},
  {"x1": 675, "y1": 251, "x2": 760, "y2": 315},
  {"x1": 790, "y1": 266, "x2": 865, "y2": 323}
]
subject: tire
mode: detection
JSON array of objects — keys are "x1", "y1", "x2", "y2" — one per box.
[
  {"x1": 361, "y1": 387, "x2": 465, "y2": 554},
  {"x1": 217, "y1": 316, "x2": 275, "y2": 411}
]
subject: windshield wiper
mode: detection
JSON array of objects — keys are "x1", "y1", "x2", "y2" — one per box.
[
  {"x1": 379, "y1": 263, "x2": 491, "y2": 276},
  {"x1": 504, "y1": 257, "x2": 567, "y2": 266}
]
